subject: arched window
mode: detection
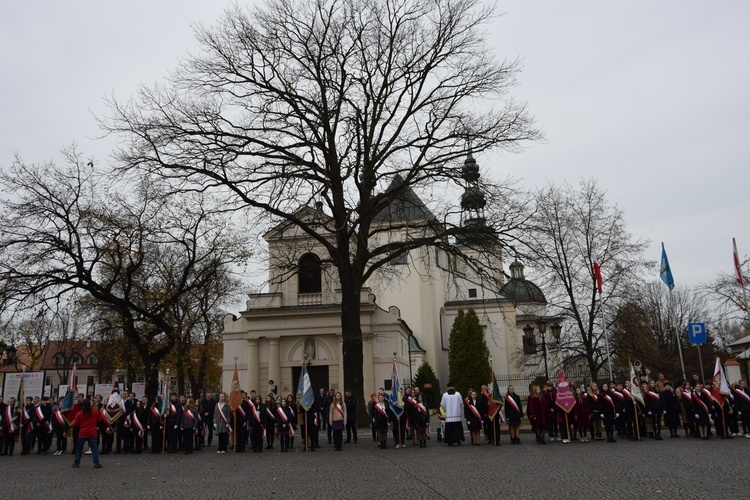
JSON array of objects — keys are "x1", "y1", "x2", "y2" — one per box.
[
  {"x1": 298, "y1": 253, "x2": 322, "y2": 294},
  {"x1": 71, "y1": 354, "x2": 82, "y2": 366},
  {"x1": 53, "y1": 354, "x2": 64, "y2": 366},
  {"x1": 87, "y1": 354, "x2": 98, "y2": 365}
]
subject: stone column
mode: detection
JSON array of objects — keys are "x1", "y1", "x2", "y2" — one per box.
[
  {"x1": 247, "y1": 338, "x2": 259, "y2": 393},
  {"x1": 268, "y1": 337, "x2": 280, "y2": 395}
]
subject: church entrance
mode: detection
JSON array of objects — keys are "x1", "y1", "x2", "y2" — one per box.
[{"x1": 292, "y1": 365, "x2": 330, "y2": 396}]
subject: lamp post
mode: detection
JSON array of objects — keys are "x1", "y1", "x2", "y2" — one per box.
[{"x1": 523, "y1": 320, "x2": 562, "y2": 381}]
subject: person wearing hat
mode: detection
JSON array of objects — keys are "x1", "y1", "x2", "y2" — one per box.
[
  {"x1": 660, "y1": 381, "x2": 681, "y2": 438},
  {"x1": 440, "y1": 381, "x2": 464, "y2": 445}
]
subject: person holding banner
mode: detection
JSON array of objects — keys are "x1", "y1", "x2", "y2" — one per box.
[
  {"x1": 2, "y1": 396, "x2": 19, "y2": 455},
  {"x1": 504, "y1": 386, "x2": 523, "y2": 445}
]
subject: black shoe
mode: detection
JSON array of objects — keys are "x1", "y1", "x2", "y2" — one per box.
[
  {"x1": 72, "y1": 463, "x2": 79, "y2": 468},
  {"x1": 93, "y1": 463, "x2": 102, "y2": 468}
]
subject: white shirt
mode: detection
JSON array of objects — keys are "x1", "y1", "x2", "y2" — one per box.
[{"x1": 440, "y1": 390, "x2": 463, "y2": 422}]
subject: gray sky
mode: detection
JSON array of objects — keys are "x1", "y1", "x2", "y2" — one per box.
[{"x1": 1, "y1": 1, "x2": 748, "y2": 289}]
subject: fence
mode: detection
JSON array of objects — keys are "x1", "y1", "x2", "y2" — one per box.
[{"x1": 494, "y1": 368, "x2": 631, "y2": 396}]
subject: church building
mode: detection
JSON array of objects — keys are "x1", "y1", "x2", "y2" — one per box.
[{"x1": 222, "y1": 153, "x2": 556, "y2": 397}]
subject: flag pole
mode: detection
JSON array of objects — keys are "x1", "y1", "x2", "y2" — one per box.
[
  {"x1": 232, "y1": 411, "x2": 237, "y2": 453},
  {"x1": 633, "y1": 399, "x2": 640, "y2": 441},
  {"x1": 671, "y1": 289, "x2": 688, "y2": 381},
  {"x1": 600, "y1": 291, "x2": 613, "y2": 382}
]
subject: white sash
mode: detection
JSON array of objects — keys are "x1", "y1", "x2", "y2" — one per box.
[{"x1": 465, "y1": 398, "x2": 482, "y2": 421}]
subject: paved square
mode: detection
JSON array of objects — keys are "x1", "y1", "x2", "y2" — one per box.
[{"x1": 2, "y1": 433, "x2": 746, "y2": 499}]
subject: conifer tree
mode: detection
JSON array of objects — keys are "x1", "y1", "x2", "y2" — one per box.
[{"x1": 448, "y1": 308, "x2": 490, "y2": 395}]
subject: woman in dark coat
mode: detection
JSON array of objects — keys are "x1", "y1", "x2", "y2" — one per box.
[
  {"x1": 373, "y1": 393, "x2": 392, "y2": 449},
  {"x1": 598, "y1": 383, "x2": 616, "y2": 443},
  {"x1": 464, "y1": 390, "x2": 484, "y2": 446},
  {"x1": 693, "y1": 384, "x2": 712, "y2": 439},
  {"x1": 263, "y1": 395, "x2": 276, "y2": 450},
  {"x1": 527, "y1": 385, "x2": 548, "y2": 444},
  {"x1": 286, "y1": 394, "x2": 297, "y2": 449},
  {"x1": 414, "y1": 393, "x2": 429, "y2": 448},
  {"x1": 275, "y1": 398, "x2": 293, "y2": 452},
  {"x1": 660, "y1": 381, "x2": 681, "y2": 438},
  {"x1": 575, "y1": 388, "x2": 590, "y2": 442},
  {"x1": 504, "y1": 386, "x2": 523, "y2": 445}
]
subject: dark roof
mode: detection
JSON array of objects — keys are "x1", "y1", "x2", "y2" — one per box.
[
  {"x1": 372, "y1": 174, "x2": 437, "y2": 223},
  {"x1": 499, "y1": 279, "x2": 547, "y2": 304}
]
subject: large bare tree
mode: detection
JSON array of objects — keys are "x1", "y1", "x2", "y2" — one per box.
[
  {"x1": 103, "y1": 0, "x2": 540, "y2": 418},
  {"x1": 0, "y1": 149, "x2": 251, "y2": 399},
  {"x1": 523, "y1": 179, "x2": 650, "y2": 380}
]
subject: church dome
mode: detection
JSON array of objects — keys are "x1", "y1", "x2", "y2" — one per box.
[{"x1": 499, "y1": 261, "x2": 546, "y2": 304}]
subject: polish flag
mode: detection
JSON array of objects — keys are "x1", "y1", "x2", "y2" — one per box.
[
  {"x1": 733, "y1": 238, "x2": 744, "y2": 287},
  {"x1": 593, "y1": 255, "x2": 603, "y2": 295}
]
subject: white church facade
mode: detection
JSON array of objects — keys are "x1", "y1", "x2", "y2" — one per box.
[{"x1": 222, "y1": 155, "x2": 556, "y2": 397}]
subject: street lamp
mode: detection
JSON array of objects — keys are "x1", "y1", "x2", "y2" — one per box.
[{"x1": 523, "y1": 320, "x2": 562, "y2": 381}]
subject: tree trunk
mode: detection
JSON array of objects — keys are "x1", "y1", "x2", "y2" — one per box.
[
  {"x1": 143, "y1": 363, "x2": 160, "y2": 403},
  {"x1": 339, "y1": 280, "x2": 369, "y2": 426}
]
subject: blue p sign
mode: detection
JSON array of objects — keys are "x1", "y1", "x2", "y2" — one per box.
[{"x1": 688, "y1": 322, "x2": 706, "y2": 344}]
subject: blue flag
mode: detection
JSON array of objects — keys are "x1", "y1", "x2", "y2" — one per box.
[
  {"x1": 296, "y1": 362, "x2": 314, "y2": 411},
  {"x1": 161, "y1": 378, "x2": 170, "y2": 414},
  {"x1": 60, "y1": 363, "x2": 77, "y2": 420},
  {"x1": 660, "y1": 242, "x2": 675, "y2": 290},
  {"x1": 385, "y1": 358, "x2": 404, "y2": 417}
]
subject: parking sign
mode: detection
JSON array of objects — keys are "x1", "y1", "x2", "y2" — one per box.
[{"x1": 687, "y1": 322, "x2": 706, "y2": 344}]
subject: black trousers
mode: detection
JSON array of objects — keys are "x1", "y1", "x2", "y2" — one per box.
[
  {"x1": 346, "y1": 420, "x2": 357, "y2": 442},
  {"x1": 218, "y1": 432, "x2": 228, "y2": 452}
]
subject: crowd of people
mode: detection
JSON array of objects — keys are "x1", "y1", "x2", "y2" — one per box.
[
  {"x1": 1, "y1": 373, "x2": 748, "y2": 466},
  {"x1": 0, "y1": 386, "x2": 364, "y2": 464},
  {"x1": 438, "y1": 374, "x2": 750, "y2": 447}
]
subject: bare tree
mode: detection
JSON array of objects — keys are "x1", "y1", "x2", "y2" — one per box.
[
  {"x1": 523, "y1": 179, "x2": 650, "y2": 380},
  {"x1": 703, "y1": 253, "x2": 749, "y2": 336},
  {"x1": 611, "y1": 282, "x2": 714, "y2": 380},
  {"x1": 0, "y1": 149, "x2": 252, "y2": 399},
  {"x1": 102, "y1": 0, "x2": 540, "y2": 420}
]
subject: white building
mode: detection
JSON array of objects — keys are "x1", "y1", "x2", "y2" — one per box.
[{"x1": 222, "y1": 154, "x2": 554, "y2": 397}]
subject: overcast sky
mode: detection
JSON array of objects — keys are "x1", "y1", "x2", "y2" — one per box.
[{"x1": 1, "y1": 1, "x2": 748, "y2": 290}]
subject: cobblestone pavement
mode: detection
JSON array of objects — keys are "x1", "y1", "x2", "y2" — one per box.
[{"x1": 2, "y1": 432, "x2": 748, "y2": 499}]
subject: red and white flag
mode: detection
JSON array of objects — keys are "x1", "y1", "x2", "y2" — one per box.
[
  {"x1": 711, "y1": 356, "x2": 731, "y2": 407},
  {"x1": 593, "y1": 254, "x2": 603, "y2": 295},
  {"x1": 733, "y1": 238, "x2": 744, "y2": 287}
]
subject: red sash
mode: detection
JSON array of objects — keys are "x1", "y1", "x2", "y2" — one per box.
[
  {"x1": 374, "y1": 403, "x2": 389, "y2": 418},
  {"x1": 216, "y1": 403, "x2": 231, "y2": 431},
  {"x1": 276, "y1": 407, "x2": 288, "y2": 423},
  {"x1": 151, "y1": 406, "x2": 161, "y2": 420},
  {"x1": 611, "y1": 390, "x2": 625, "y2": 400},
  {"x1": 36, "y1": 406, "x2": 52, "y2": 431},
  {"x1": 184, "y1": 409, "x2": 196, "y2": 422},
  {"x1": 603, "y1": 394, "x2": 615, "y2": 409},
  {"x1": 54, "y1": 409, "x2": 68, "y2": 428},
  {"x1": 694, "y1": 393, "x2": 710, "y2": 415},
  {"x1": 505, "y1": 395, "x2": 520, "y2": 413},
  {"x1": 237, "y1": 404, "x2": 247, "y2": 418},
  {"x1": 250, "y1": 404, "x2": 261, "y2": 424},
  {"x1": 734, "y1": 388, "x2": 750, "y2": 404},
  {"x1": 590, "y1": 394, "x2": 598, "y2": 403},
  {"x1": 5, "y1": 406, "x2": 16, "y2": 432},
  {"x1": 465, "y1": 398, "x2": 482, "y2": 421},
  {"x1": 170, "y1": 403, "x2": 177, "y2": 416},
  {"x1": 646, "y1": 391, "x2": 660, "y2": 402},
  {"x1": 417, "y1": 403, "x2": 428, "y2": 416},
  {"x1": 265, "y1": 407, "x2": 276, "y2": 421},
  {"x1": 23, "y1": 407, "x2": 31, "y2": 423},
  {"x1": 681, "y1": 390, "x2": 692, "y2": 401},
  {"x1": 333, "y1": 403, "x2": 345, "y2": 419},
  {"x1": 622, "y1": 389, "x2": 633, "y2": 401},
  {"x1": 132, "y1": 412, "x2": 144, "y2": 433}
]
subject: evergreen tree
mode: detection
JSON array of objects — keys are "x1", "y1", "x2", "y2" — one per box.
[
  {"x1": 448, "y1": 308, "x2": 490, "y2": 395},
  {"x1": 413, "y1": 361, "x2": 438, "y2": 409}
]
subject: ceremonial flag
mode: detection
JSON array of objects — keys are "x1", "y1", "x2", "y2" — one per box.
[
  {"x1": 733, "y1": 238, "x2": 744, "y2": 287},
  {"x1": 555, "y1": 372, "x2": 576, "y2": 413},
  {"x1": 60, "y1": 363, "x2": 77, "y2": 418},
  {"x1": 487, "y1": 363, "x2": 503, "y2": 420},
  {"x1": 711, "y1": 357, "x2": 731, "y2": 407},
  {"x1": 161, "y1": 377, "x2": 170, "y2": 415},
  {"x1": 593, "y1": 254, "x2": 603, "y2": 295},
  {"x1": 629, "y1": 363, "x2": 643, "y2": 405},
  {"x1": 296, "y1": 361, "x2": 314, "y2": 411},
  {"x1": 228, "y1": 362, "x2": 243, "y2": 411},
  {"x1": 659, "y1": 243, "x2": 675, "y2": 290},
  {"x1": 386, "y1": 358, "x2": 404, "y2": 417}
]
